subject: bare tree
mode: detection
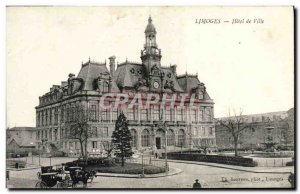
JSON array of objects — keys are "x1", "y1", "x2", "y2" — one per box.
[
  {"x1": 193, "y1": 138, "x2": 212, "y2": 155},
  {"x1": 217, "y1": 109, "x2": 254, "y2": 157},
  {"x1": 101, "y1": 140, "x2": 114, "y2": 157},
  {"x1": 65, "y1": 104, "x2": 97, "y2": 159}
]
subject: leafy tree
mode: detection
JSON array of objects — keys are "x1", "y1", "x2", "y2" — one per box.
[{"x1": 111, "y1": 112, "x2": 133, "y2": 166}]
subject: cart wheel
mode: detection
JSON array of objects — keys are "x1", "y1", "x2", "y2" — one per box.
[{"x1": 35, "y1": 181, "x2": 47, "y2": 188}]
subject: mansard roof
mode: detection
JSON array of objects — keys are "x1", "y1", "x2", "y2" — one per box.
[
  {"x1": 177, "y1": 73, "x2": 201, "y2": 92},
  {"x1": 77, "y1": 61, "x2": 120, "y2": 92},
  {"x1": 177, "y1": 73, "x2": 211, "y2": 100},
  {"x1": 114, "y1": 61, "x2": 146, "y2": 89},
  {"x1": 161, "y1": 67, "x2": 184, "y2": 92}
]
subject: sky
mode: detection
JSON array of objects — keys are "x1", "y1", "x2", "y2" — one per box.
[{"x1": 6, "y1": 6, "x2": 294, "y2": 127}]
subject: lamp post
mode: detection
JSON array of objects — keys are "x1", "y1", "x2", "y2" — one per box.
[
  {"x1": 165, "y1": 129, "x2": 168, "y2": 172},
  {"x1": 158, "y1": 70, "x2": 169, "y2": 172},
  {"x1": 141, "y1": 150, "x2": 145, "y2": 178}
]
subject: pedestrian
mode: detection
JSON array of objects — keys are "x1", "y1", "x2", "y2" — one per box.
[{"x1": 193, "y1": 179, "x2": 202, "y2": 188}]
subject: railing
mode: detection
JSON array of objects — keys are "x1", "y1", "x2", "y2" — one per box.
[{"x1": 127, "y1": 155, "x2": 165, "y2": 168}]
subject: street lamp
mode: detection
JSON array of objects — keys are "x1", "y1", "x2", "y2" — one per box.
[{"x1": 165, "y1": 129, "x2": 168, "y2": 172}]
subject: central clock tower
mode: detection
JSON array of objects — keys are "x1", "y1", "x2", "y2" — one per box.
[{"x1": 141, "y1": 16, "x2": 163, "y2": 91}]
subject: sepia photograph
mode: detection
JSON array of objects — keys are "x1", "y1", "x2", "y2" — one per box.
[{"x1": 5, "y1": 6, "x2": 295, "y2": 189}]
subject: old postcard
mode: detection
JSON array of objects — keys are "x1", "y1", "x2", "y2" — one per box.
[{"x1": 6, "y1": 6, "x2": 295, "y2": 189}]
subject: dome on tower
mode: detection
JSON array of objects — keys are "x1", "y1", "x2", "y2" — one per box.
[{"x1": 145, "y1": 16, "x2": 156, "y2": 33}]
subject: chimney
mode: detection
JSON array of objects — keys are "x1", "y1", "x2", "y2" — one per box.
[{"x1": 109, "y1": 56, "x2": 116, "y2": 77}]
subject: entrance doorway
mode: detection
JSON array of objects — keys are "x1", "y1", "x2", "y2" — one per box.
[{"x1": 156, "y1": 137, "x2": 161, "y2": 149}]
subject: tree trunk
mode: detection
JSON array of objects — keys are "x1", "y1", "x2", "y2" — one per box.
[
  {"x1": 121, "y1": 155, "x2": 124, "y2": 167},
  {"x1": 80, "y1": 140, "x2": 84, "y2": 159},
  {"x1": 234, "y1": 136, "x2": 238, "y2": 157},
  {"x1": 84, "y1": 140, "x2": 88, "y2": 164}
]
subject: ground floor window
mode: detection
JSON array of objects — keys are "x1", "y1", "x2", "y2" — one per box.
[
  {"x1": 167, "y1": 129, "x2": 175, "y2": 146},
  {"x1": 141, "y1": 129, "x2": 150, "y2": 147},
  {"x1": 178, "y1": 129, "x2": 185, "y2": 147},
  {"x1": 92, "y1": 141, "x2": 97, "y2": 149},
  {"x1": 131, "y1": 129, "x2": 137, "y2": 148}
]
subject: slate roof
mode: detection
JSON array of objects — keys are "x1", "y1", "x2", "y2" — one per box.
[
  {"x1": 9, "y1": 127, "x2": 36, "y2": 131},
  {"x1": 177, "y1": 74, "x2": 201, "y2": 92},
  {"x1": 114, "y1": 62, "x2": 146, "y2": 89},
  {"x1": 177, "y1": 74, "x2": 211, "y2": 99},
  {"x1": 77, "y1": 61, "x2": 120, "y2": 92}
]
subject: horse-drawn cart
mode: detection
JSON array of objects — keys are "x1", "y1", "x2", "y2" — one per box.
[{"x1": 35, "y1": 165, "x2": 97, "y2": 189}]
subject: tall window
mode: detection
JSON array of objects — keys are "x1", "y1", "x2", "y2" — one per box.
[
  {"x1": 153, "y1": 105, "x2": 159, "y2": 121},
  {"x1": 92, "y1": 141, "x2": 97, "y2": 149},
  {"x1": 61, "y1": 106, "x2": 64, "y2": 122},
  {"x1": 131, "y1": 129, "x2": 137, "y2": 148},
  {"x1": 141, "y1": 108, "x2": 148, "y2": 121},
  {"x1": 66, "y1": 106, "x2": 70, "y2": 122},
  {"x1": 101, "y1": 127, "x2": 109, "y2": 138},
  {"x1": 205, "y1": 107, "x2": 211, "y2": 121},
  {"x1": 90, "y1": 105, "x2": 97, "y2": 121},
  {"x1": 49, "y1": 109, "x2": 52, "y2": 125},
  {"x1": 176, "y1": 108, "x2": 184, "y2": 121},
  {"x1": 49, "y1": 129, "x2": 52, "y2": 141},
  {"x1": 54, "y1": 107, "x2": 58, "y2": 124},
  {"x1": 178, "y1": 129, "x2": 185, "y2": 147},
  {"x1": 165, "y1": 109, "x2": 171, "y2": 121},
  {"x1": 209, "y1": 127, "x2": 213, "y2": 135},
  {"x1": 101, "y1": 109, "x2": 109, "y2": 121},
  {"x1": 111, "y1": 108, "x2": 118, "y2": 121},
  {"x1": 141, "y1": 129, "x2": 150, "y2": 147},
  {"x1": 191, "y1": 109, "x2": 197, "y2": 122},
  {"x1": 45, "y1": 110, "x2": 48, "y2": 126},
  {"x1": 92, "y1": 126, "x2": 98, "y2": 138},
  {"x1": 127, "y1": 108, "x2": 134, "y2": 120},
  {"x1": 167, "y1": 129, "x2": 175, "y2": 146},
  {"x1": 200, "y1": 108, "x2": 204, "y2": 121}
]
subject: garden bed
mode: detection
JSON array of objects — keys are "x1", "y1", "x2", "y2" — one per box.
[
  {"x1": 162, "y1": 152, "x2": 258, "y2": 167},
  {"x1": 84, "y1": 163, "x2": 166, "y2": 175}
]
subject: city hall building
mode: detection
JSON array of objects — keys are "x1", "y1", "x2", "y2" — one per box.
[{"x1": 35, "y1": 17, "x2": 215, "y2": 156}]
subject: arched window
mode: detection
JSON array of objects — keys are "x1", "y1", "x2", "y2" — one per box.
[
  {"x1": 103, "y1": 82, "x2": 109, "y2": 93},
  {"x1": 141, "y1": 129, "x2": 150, "y2": 147},
  {"x1": 167, "y1": 129, "x2": 175, "y2": 146},
  {"x1": 131, "y1": 129, "x2": 137, "y2": 148},
  {"x1": 178, "y1": 129, "x2": 185, "y2": 147}
]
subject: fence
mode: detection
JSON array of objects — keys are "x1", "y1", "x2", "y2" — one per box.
[{"x1": 127, "y1": 155, "x2": 165, "y2": 168}]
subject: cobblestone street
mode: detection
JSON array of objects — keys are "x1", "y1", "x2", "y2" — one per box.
[{"x1": 6, "y1": 157, "x2": 293, "y2": 189}]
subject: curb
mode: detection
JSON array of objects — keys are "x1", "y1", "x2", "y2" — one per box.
[
  {"x1": 166, "y1": 160, "x2": 293, "y2": 174},
  {"x1": 96, "y1": 167, "x2": 183, "y2": 179}
]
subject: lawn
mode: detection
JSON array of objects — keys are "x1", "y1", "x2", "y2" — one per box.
[{"x1": 85, "y1": 163, "x2": 166, "y2": 175}]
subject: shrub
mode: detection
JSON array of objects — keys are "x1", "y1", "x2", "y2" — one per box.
[{"x1": 163, "y1": 152, "x2": 257, "y2": 167}]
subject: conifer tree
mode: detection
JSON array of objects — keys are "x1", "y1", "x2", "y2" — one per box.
[{"x1": 111, "y1": 112, "x2": 133, "y2": 166}]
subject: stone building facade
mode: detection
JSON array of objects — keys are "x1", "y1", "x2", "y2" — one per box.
[
  {"x1": 7, "y1": 127, "x2": 37, "y2": 154},
  {"x1": 215, "y1": 108, "x2": 294, "y2": 150},
  {"x1": 35, "y1": 17, "x2": 215, "y2": 156}
]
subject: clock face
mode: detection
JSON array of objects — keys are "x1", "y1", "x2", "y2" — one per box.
[{"x1": 153, "y1": 81, "x2": 159, "y2": 89}]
